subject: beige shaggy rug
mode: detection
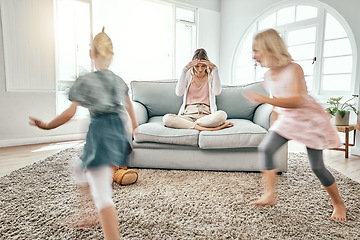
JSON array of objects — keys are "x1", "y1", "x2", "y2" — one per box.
[{"x1": 1, "y1": 146, "x2": 360, "y2": 240}]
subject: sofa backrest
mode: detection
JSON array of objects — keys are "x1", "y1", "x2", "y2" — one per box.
[
  {"x1": 217, "y1": 82, "x2": 268, "y2": 120},
  {"x1": 131, "y1": 80, "x2": 182, "y2": 118},
  {"x1": 131, "y1": 80, "x2": 268, "y2": 119}
]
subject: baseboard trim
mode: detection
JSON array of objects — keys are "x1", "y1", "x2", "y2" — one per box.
[{"x1": 0, "y1": 134, "x2": 86, "y2": 148}]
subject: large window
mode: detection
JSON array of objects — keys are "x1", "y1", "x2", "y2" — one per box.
[
  {"x1": 0, "y1": 0, "x2": 55, "y2": 92},
  {"x1": 55, "y1": 0, "x2": 197, "y2": 114},
  {"x1": 56, "y1": 0, "x2": 91, "y2": 115},
  {"x1": 233, "y1": 2, "x2": 357, "y2": 102}
]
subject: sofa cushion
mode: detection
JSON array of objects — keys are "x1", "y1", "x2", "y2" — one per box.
[
  {"x1": 216, "y1": 82, "x2": 268, "y2": 120},
  {"x1": 198, "y1": 119, "x2": 268, "y2": 149},
  {"x1": 134, "y1": 116, "x2": 199, "y2": 146},
  {"x1": 131, "y1": 80, "x2": 182, "y2": 118}
]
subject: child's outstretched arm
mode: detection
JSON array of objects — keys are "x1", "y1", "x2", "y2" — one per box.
[
  {"x1": 243, "y1": 63, "x2": 305, "y2": 108},
  {"x1": 29, "y1": 101, "x2": 80, "y2": 130},
  {"x1": 243, "y1": 91, "x2": 304, "y2": 108},
  {"x1": 124, "y1": 95, "x2": 138, "y2": 135}
]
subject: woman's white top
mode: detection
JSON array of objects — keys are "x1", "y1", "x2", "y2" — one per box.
[{"x1": 176, "y1": 66, "x2": 221, "y2": 115}]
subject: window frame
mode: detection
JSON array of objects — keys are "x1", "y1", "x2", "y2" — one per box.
[
  {"x1": 55, "y1": 0, "x2": 93, "y2": 116},
  {"x1": 54, "y1": 0, "x2": 198, "y2": 115},
  {"x1": 174, "y1": 4, "x2": 198, "y2": 78},
  {"x1": 232, "y1": 0, "x2": 357, "y2": 102}
]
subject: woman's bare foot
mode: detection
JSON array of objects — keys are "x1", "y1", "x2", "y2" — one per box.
[
  {"x1": 331, "y1": 202, "x2": 346, "y2": 221},
  {"x1": 195, "y1": 121, "x2": 234, "y2": 131},
  {"x1": 219, "y1": 121, "x2": 234, "y2": 129},
  {"x1": 251, "y1": 192, "x2": 277, "y2": 206}
]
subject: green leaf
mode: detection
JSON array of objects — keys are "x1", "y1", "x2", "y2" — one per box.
[{"x1": 338, "y1": 110, "x2": 346, "y2": 118}]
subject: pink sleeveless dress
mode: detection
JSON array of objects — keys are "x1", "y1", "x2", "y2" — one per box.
[{"x1": 264, "y1": 63, "x2": 341, "y2": 150}]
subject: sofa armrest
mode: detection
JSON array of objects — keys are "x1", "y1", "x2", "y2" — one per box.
[
  {"x1": 253, "y1": 103, "x2": 273, "y2": 130},
  {"x1": 132, "y1": 101, "x2": 148, "y2": 125}
]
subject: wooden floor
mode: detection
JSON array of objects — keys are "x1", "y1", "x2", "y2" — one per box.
[
  {"x1": 0, "y1": 140, "x2": 84, "y2": 177},
  {"x1": 0, "y1": 140, "x2": 360, "y2": 183}
]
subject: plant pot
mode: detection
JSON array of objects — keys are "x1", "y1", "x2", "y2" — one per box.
[{"x1": 334, "y1": 111, "x2": 350, "y2": 126}]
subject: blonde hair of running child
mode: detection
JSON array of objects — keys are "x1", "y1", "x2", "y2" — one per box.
[
  {"x1": 90, "y1": 27, "x2": 114, "y2": 67},
  {"x1": 253, "y1": 28, "x2": 293, "y2": 68}
]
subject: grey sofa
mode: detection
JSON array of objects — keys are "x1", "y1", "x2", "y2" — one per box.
[{"x1": 126, "y1": 80, "x2": 288, "y2": 172}]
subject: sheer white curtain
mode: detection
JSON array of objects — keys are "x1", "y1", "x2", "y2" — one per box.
[{"x1": 0, "y1": 0, "x2": 55, "y2": 91}]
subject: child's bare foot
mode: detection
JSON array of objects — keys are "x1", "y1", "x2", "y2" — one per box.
[
  {"x1": 251, "y1": 192, "x2": 277, "y2": 206},
  {"x1": 331, "y1": 202, "x2": 346, "y2": 221}
]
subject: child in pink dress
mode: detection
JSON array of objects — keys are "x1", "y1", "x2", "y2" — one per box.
[{"x1": 244, "y1": 29, "x2": 346, "y2": 221}]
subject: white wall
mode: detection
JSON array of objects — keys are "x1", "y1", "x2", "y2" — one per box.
[
  {"x1": 219, "y1": 0, "x2": 360, "y2": 154},
  {"x1": 0, "y1": 0, "x2": 220, "y2": 147},
  {"x1": 0, "y1": 1, "x2": 89, "y2": 147},
  {"x1": 171, "y1": 0, "x2": 220, "y2": 12}
]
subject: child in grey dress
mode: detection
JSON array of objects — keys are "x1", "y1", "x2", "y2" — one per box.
[{"x1": 29, "y1": 28, "x2": 138, "y2": 239}]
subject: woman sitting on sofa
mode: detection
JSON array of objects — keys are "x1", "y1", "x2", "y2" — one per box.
[{"x1": 163, "y1": 48, "x2": 233, "y2": 131}]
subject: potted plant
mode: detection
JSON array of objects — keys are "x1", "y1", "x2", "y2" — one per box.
[{"x1": 326, "y1": 95, "x2": 358, "y2": 126}]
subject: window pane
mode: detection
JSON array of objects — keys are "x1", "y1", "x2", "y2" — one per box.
[
  {"x1": 234, "y1": 53, "x2": 253, "y2": 84},
  {"x1": 295, "y1": 60, "x2": 314, "y2": 76},
  {"x1": 323, "y1": 56, "x2": 352, "y2": 74},
  {"x1": 277, "y1": 6, "x2": 295, "y2": 26},
  {"x1": 259, "y1": 13, "x2": 276, "y2": 30},
  {"x1": 75, "y1": 2, "x2": 91, "y2": 76},
  {"x1": 176, "y1": 22, "x2": 195, "y2": 77},
  {"x1": 288, "y1": 43, "x2": 315, "y2": 60},
  {"x1": 323, "y1": 38, "x2": 352, "y2": 57},
  {"x1": 305, "y1": 76, "x2": 313, "y2": 92},
  {"x1": 322, "y1": 74, "x2": 351, "y2": 91},
  {"x1": 324, "y1": 13, "x2": 347, "y2": 40},
  {"x1": 107, "y1": 1, "x2": 173, "y2": 81},
  {"x1": 236, "y1": 53, "x2": 253, "y2": 67},
  {"x1": 241, "y1": 34, "x2": 254, "y2": 53},
  {"x1": 255, "y1": 66, "x2": 268, "y2": 82},
  {"x1": 176, "y1": 7, "x2": 195, "y2": 22},
  {"x1": 235, "y1": 66, "x2": 253, "y2": 83},
  {"x1": 57, "y1": 0, "x2": 91, "y2": 116},
  {"x1": 58, "y1": 2, "x2": 77, "y2": 80},
  {"x1": 287, "y1": 27, "x2": 316, "y2": 45},
  {"x1": 296, "y1": 5, "x2": 317, "y2": 21}
]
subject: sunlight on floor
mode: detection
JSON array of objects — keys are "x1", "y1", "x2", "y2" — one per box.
[{"x1": 31, "y1": 140, "x2": 83, "y2": 153}]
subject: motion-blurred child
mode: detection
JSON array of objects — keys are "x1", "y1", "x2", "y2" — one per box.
[
  {"x1": 243, "y1": 29, "x2": 346, "y2": 221},
  {"x1": 29, "y1": 27, "x2": 138, "y2": 239}
]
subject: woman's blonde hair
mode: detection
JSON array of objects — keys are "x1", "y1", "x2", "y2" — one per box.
[
  {"x1": 253, "y1": 29, "x2": 293, "y2": 68},
  {"x1": 190, "y1": 48, "x2": 212, "y2": 76},
  {"x1": 91, "y1": 27, "x2": 114, "y2": 66}
]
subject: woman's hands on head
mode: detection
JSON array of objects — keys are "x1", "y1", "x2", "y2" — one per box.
[
  {"x1": 185, "y1": 59, "x2": 216, "y2": 70},
  {"x1": 200, "y1": 60, "x2": 216, "y2": 70},
  {"x1": 185, "y1": 59, "x2": 200, "y2": 70}
]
